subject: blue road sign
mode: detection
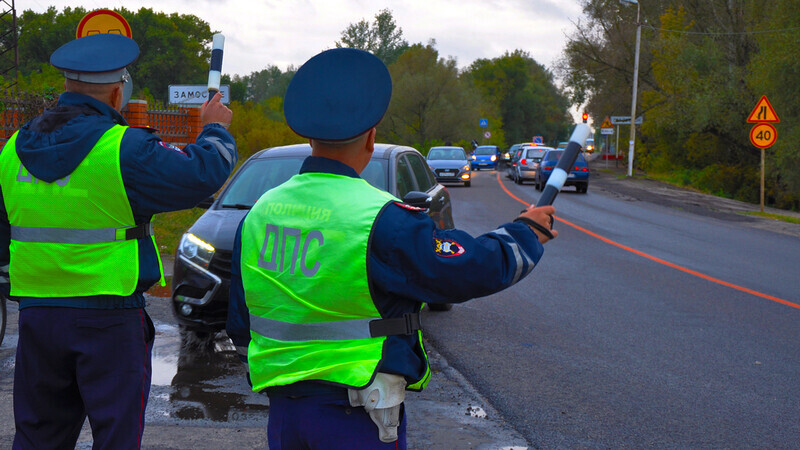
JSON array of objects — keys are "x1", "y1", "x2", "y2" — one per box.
[
  {"x1": 533, "y1": 135, "x2": 543, "y2": 144},
  {"x1": 479, "y1": 118, "x2": 488, "y2": 127}
]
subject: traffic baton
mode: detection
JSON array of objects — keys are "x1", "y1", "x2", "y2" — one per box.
[
  {"x1": 207, "y1": 33, "x2": 225, "y2": 96},
  {"x1": 536, "y1": 123, "x2": 592, "y2": 206}
]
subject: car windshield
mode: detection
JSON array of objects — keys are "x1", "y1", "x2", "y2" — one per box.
[
  {"x1": 525, "y1": 148, "x2": 545, "y2": 158},
  {"x1": 219, "y1": 157, "x2": 388, "y2": 208},
  {"x1": 427, "y1": 148, "x2": 466, "y2": 160},
  {"x1": 474, "y1": 147, "x2": 495, "y2": 155},
  {"x1": 544, "y1": 151, "x2": 587, "y2": 163}
]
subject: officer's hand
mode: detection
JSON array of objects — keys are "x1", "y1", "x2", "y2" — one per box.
[
  {"x1": 516, "y1": 205, "x2": 558, "y2": 243},
  {"x1": 201, "y1": 92, "x2": 233, "y2": 129}
]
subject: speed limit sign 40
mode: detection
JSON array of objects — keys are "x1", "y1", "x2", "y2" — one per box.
[{"x1": 750, "y1": 123, "x2": 777, "y2": 149}]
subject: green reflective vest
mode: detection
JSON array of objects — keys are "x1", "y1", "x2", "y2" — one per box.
[
  {"x1": 242, "y1": 172, "x2": 430, "y2": 392},
  {"x1": 0, "y1": 126, "x2": 161, "y2": 297}
]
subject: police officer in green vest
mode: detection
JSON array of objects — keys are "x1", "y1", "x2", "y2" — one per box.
[
  {"x1": 226, "y1": 47, "x2": 557, "y2": 449},
  {"x1": 0, "y1": 34, "x2": 237, "y2": 448}
]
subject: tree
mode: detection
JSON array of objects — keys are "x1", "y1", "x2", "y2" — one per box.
[
  {"x1": 16, "y1": 7, "x2": 87, "y2": 76},
  {"x1": 122, "y1": 8, "x2": 212, "y2": 103},
  {"x1": 746, "y1": 0, "x2": 800, "y2": 209},
  {"x1": 227, "y1": 99, "x2": 304, "y2": 160},
  {"x1": 556, "y1": 0, "x2": 666, "y2": 126},
  {"x1": 336, "y1": 9, "x2": 409, "y2": 66},
  {"x1": 15, "y1": 7, "x2": 213, "y2": 103},
  {"x1": 467, "y1": 50, "x2": 572, "y2": 146},
  {"x1": 245, "y1": 65, "x2": 296, "y2": 104},
  {"x1": 379, "y1": 43, "x2": 488, "y2": 150}
]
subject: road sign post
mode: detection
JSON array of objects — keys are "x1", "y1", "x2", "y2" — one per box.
[{"x1": 747, "y1": 96, "x2": 779, "y2": 212}]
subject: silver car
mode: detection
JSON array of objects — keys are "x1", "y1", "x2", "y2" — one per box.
[
  {"x1": 514, "y1": 146, "x2": 550, "y2": 184},
  {"x1": 426, "y1": 146, "x2": 472, "y2": 187}
]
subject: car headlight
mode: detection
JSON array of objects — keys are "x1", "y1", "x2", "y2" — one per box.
[
  {"x1": 471, "y1": 155, "x2": 476, "y2": 160},
  {"x1": 462, "y1": 164, "x2": 470, "y2": 171},
  {"x1": 178, "y1": 233, "x2": 215, "y2": 268},
  {"x1": 490, "y1": 155, "x2": 497, "y2": 161}
]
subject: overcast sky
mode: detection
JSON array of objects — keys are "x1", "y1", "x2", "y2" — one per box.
[{"x1": 24, "y1": 0, "x2": 585, "y2": 77}]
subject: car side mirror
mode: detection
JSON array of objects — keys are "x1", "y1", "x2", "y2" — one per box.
[
  {"x1": 403, "y1": 191, "x2": 432, "y2": 210},
  {"x1": 196, "y1": 196, "x2": 215, "y2": 209}
]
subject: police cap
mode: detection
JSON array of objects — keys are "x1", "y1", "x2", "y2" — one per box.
[
  {"x1": 284, "y1": 48, "x2": 392, "y2": 143},
  {"x1": 50, "y1": 34, "x2": 139, "y2": 84}
]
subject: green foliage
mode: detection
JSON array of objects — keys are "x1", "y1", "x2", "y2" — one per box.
[
  {"x1": 467, "y1": 50, "x2": 572, "y2": 146},
  {"x1": 245, "y1": 65, "x2": 295, "y2": 104},
  {"x1": 378, "y1": 43, "x2": 487, "y2": 149},
  {"x1": 121, "y1": 8, "x2": 212, "y2": 103},
  {"x1": 747, "y1": 0, "x2": 800, "y2": 207},
  {"x1": 12, "y1": 63, "x2": 64, "y2": 97},
  {"x1": 561, "y1": 0, "x2": 799, "y2": 210},
  {"x1": 152, "y1": 208, "x2": 205, "y2": 257},
  {"x1": 222, "y1": 74, "x2": 247, "y2": 103},
  {"x1": 227, "y1": 100, "x2": 305, "y2": 161},
  {"x1": 17, "y1": 7, "x2": 213, "y2": 104},
  {"x1": 336, "y1": 9, "x2": 409, "y2": 66},
  {"x1": 16, "y1": 7, "x2": 88, "y2": 75}
]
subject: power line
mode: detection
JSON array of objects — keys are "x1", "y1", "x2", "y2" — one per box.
[{"x1": 643, "y1": 23, "x2": 800, "y2": 36}]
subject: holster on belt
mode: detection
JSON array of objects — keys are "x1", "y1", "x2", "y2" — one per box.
[{"x1": 348, "y1": 373, "x2": 407, "y2": 443}]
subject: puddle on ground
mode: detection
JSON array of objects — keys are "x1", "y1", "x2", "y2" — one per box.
[{"x1": 150, "y1": 322, "x2": 269, "y2": 423}]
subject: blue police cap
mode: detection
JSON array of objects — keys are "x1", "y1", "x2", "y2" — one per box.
[
  {"x1": 284, "y1": 48, "x2": 392, "y2": 142},
  {"x1": 50, "y1": 34, "x2": 139, "y2": 84}
]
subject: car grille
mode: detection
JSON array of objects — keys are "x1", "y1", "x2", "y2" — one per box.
[
  {"x1": 209, "y1": 249, "x2": 233, "y2": 280},
  {"x1": 434, "y1": 168, "x2": 459, "y2": 177}
]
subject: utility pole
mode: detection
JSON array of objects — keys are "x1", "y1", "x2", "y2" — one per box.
[{"x1": 621, "y1": 0, "x2": 641, "y2": 177}]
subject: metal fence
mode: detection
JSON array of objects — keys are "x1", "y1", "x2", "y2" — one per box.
[{"x1": 0, "y1": 90, "x2": 58, "y2": 139}]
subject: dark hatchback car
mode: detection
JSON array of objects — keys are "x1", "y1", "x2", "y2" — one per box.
[
  {"x1": 171, "y1": 143, "x2": 456, "y2": 335},
  {"x1": 533, "y1": 148, "x2": 590, "y2": 193}
]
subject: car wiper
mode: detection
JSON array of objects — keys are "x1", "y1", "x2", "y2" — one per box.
[{"x1": 220, "y1": 203, "x2": 252, "y2": 210}]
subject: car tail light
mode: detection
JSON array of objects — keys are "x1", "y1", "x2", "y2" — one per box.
[
  {"x1": 544, "y1": 166, "x2": 553, "y2": 171},
  {"x1": 521, "y1": 158, "x2": 527, "y2": 165}
]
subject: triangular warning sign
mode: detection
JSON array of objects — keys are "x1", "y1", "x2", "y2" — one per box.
[
  {"x1": 747, "y1": 96, "x2": 779, "y2": 123},
  {"x1": 601, "y1": 116, "x2": 614, "y2": 129}
]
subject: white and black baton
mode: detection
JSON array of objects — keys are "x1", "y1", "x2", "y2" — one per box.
[
  {"x1": 207, "y1": 33, "x2": 225, "y2": 96},
  {"x1": 537, "y1": 124, "x2": 592, "y2": 206},
  {"x1": 515, "y1": 124, "x2": 591, "y2": 239}
]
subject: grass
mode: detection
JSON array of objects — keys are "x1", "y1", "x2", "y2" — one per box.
[
  {"x1": 152, "y1": 208, "x2": 207, "y2": 257},
  {"x1": 742, "y1": 211, "x2": 800, "y2": 224}
]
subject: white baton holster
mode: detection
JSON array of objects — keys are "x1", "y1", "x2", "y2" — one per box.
[{"x1": 348, "y1": 373, "x2": 407, "y2": 443}]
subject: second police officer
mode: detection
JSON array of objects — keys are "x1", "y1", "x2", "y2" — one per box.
[{"x1": 1, "y1": 34, "x2": 237, "y2": 448}]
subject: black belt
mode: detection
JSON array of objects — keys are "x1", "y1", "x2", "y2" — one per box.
[
  {"x1": 124, "y1": 222, "x2": 153, "y2": 240},
  {"x1": 369, "y1": 313, "x2": 422, "y2": 337}
]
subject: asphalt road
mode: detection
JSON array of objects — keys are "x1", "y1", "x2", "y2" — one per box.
[
  {"x1": 422, "y1": 163, "x2": 800, "y2": 448},
  {"x1": 2, "y1": 161, "x2": 798, "y2": 448}
]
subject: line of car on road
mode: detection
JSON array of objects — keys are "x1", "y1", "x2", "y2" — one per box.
[
  {"x1": 506, "y1": 143, "x2": 590, "y2": 193},
  {"x1": 171, "y1": 140, "x2": 590, "y2": 336}
]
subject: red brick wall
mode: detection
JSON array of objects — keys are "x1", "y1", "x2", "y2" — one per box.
[
  {"x1": 1, "y1": 98, "x2": 202, "y2": 148},
  {"x1": 123, "y1": 100, "x2": 201, "y2": 148}
]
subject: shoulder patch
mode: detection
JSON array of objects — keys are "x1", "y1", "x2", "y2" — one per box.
[
  {"x1": 129, "y1": 125, "x2": 158, "y2": 133},
  {"x1": 393, "y1": 201, "x2": 425, "y2": 212},
  {"x1": 158, "y1": 141, "x2": 188, "y2": 155},
  {"x1": 434, "y1": 237, "x2": 466, "y2": 258}
]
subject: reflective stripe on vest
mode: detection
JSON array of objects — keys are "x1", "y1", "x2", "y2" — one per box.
[
  {"x1": 241, "y1": 172, "x2": 433, "y2": 391},
  {"x1": 10, "y1": 223, "x2": 153, "y2": 243},
  {"x1": 249, "y1": 313, "x2": 374, "y2": 341},
  {"x1": 0, "y1": 127, "x2": 159, "y2": 297}
]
